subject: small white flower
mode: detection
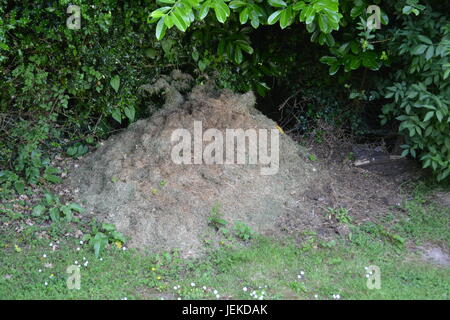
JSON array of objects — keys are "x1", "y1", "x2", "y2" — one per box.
[
  {"x1": 83, "y1": 257, "x2": 86, "y2": 261},
  {"x1": 190, "y1": 282, "x2": 195, "y2": 287},
  {"x1": 38, "y1": 269, "x2": 42, "y2": 273},
  {"x1": 74, "y1": 261, "x2": 78, "y2": 265},
  {"x1": 49, "y1": 243, "x2": 53, "y2": 247},
  {"x1": 258, "y1": 296, "x2": 263, "y2": 300},
  {"x1": 43, "y1": 254, "x2": 47, "y2": 258},
  {"x1": 243, "y1": 287, "x2": 248, "y2": 292},
  {"x1": 314, "y1": 294, "x2": 318, "y2": 299},
  {"x1": 100, "y1": 258, "x2": 103, "y2": 261},
  {"x1": 177, "y1": 297, "x2": 181, "y2": 300},
  {"x1": 336, "y1": 294, "x2": 340, "y2": 299},
  {"x1": 44, "y1": 282, "x2": 48, "y2": 286},
  {"x1": 297, "y1": 275, "x2": 302, "y2": 279},
  {"x1": 202, "y1": 286, "x2": 207, "y2": 290},
  {"x1": 174, "y1": 286, "x2": 177, "y2": 290},
  {"x1": 80, "y1": 241, "x2": 84, "y2": 245},
  {"x1": 313, "y1": 168, "x2": 317, "y2": 172},
  {"x1": 216, "y1": 294, "x2": 220, "y2": 299},
  {"x1": 76, "y1": 247, "x2": 80, "y2": 251},
  {"x1": 122, "y1": 247, "x2": 127, "y2": 251},
  {"x1": 213, "y1": 290, "x2": 218, "y2": 295},
  {"x1": 262, "y1": 291, "x2": 266, "y2": 295},
  {"x1": 300, "y1": 271, "x2": 305, "y2": 275},
  {"x1": 83, "y1": 261, "x2": 88, "y2": 267},
  {"x1": 254, "y1": 295, "x2": 259, "y2": 299}
]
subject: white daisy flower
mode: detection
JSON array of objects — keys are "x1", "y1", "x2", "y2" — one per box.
[
  {"x1": 243, "y1": 287, "x2": 248, "y2": 292},
  {"x1": 213, "y1": 290, "x2": 218, "y2": 295},
  {"x1": 43, "y1": 254, "x2": 47, "y2": 258},
  {"x1": 191, "y1": 282, "x2": 195, "y2": 287},
  {"x1": 216, "y1": 294, "x2": 220, "y2": 299}
]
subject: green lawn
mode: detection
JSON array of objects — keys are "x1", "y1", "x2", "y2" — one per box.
[{"x1": 1, "y1": 188, "x2": 449, "y2": 300}]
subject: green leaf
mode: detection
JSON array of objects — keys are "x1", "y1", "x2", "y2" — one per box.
[
  {"x1": 267, "y1": 10, "x2": 282, "y2": 25},
  {"x1": 111, "y1": 109, "x2": 122, "y2": 124},
  {"x1": 171, "y1": 10, "x2": 188, "y2": 32},
  {"x1": 110, "y1": 75, "x2": 120, "y2": 93},
  {"x1": 124, "y1": 106, "x2": 135, "y2": 121},
  {"x1": 198, "y1": 3, "x2": 210, "y2": 20},
  {"x1": 411, "y1": 44, "x2": 427, "y2": 55},
  {"x1": 279, "y1": 9, "x2": 291, "y2": 29},
  {"x1": 423, "y1": 111, "x2": 434, "y2": 122},
  {"x1": 102, "y1": 223, "x2": 116, "y2": 232},
  {"x1": 318, "y1": 14, "x2": 329, "y2": 33},
  {"x1": 329, "y1": 64, "x2": 340, "y2": 75},
  {"x1": 49, "y1": 207, "x2": 60, "y2": 222},
  {"x1": 436, "y1": 110, "x2": 443, "y2": 122},
  {"x1": 68, "y1": 203, "x2": 85, "y2": 213},
  {"x1": 425, "y1": 46, "x2": 434, "y2": 60},
  {"x1": 234, "y1": 47, "x2": 243, "y2": 64},
  {"x1": 14, "y1": 181, "x2": 25, "y2": 194},
  {"x1": 417, "y1": 35, "x2": 432, "y2": 45},
  {"x1": 32, "y1": 205, "x2": 46, "y2": 217},
  {"x1": 239, "y1": 7, "x2": 249, "y2": 24},
  {"x1": 268, "y1": 0, "x2": 287, "y2": 8},
  {"x1": 150, "y1": 6, "x2": 171, "y2": 18},
  {"x1": 156, "y1": 17, "x2": 167, "y2": 40}
]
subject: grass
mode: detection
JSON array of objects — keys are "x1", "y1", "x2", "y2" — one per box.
[{"x1": 0, "y1": 186, "x2": 449, "y2": 300}]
